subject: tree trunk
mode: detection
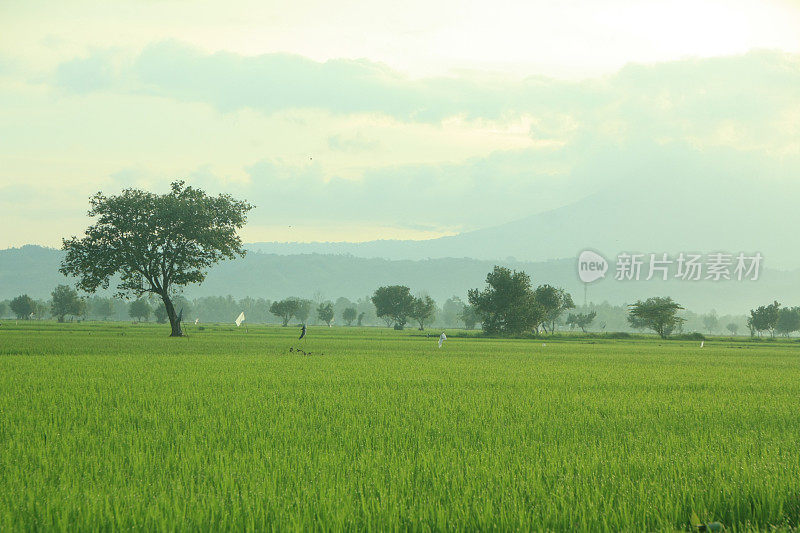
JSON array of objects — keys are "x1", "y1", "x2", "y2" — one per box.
[{"x1": 161, "y1": 294, "x2": 183, "y2": 337}]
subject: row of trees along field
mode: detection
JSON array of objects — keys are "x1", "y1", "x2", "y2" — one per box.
[
  {"x1": 746, "y1": 301, "x2": 800, "y2": 337},
  {"x1": 0, "y1": 280, "x2": 758, "y2": 336},
  {"x1": 0, "y1": 285, "x2": 476, "y2": 329},
  {"x1": 463, "y1": 266, "x2": 760, "y2": 338}
]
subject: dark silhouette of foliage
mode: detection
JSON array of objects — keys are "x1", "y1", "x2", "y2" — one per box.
[
  {"x1": 270, "y1": 298, "x2": 301, "y2": 327},
  {"x1": 534, "y1": 284, "x2": 575, "y2": 334},
  {"x1": 410, "y1": 295, "x2": 436, "y2": 330},
  {"x1": 61, "y1": 181, "x2": 252, "y2": 336},
  {"x1": 342, "y1": 307, "x2": 357, "y2": 326},
  {"x1": 566, "y1": 311, "x2": 597, "y2": 333},
  {"x1": 468, "y1": 266, "x2": 543, "y2": 336},
  {"x1": 371, "y1": 285, "x2": 415, "y2": 329},
  {"x1": 627, "y1": 297, "x2": 684, "y2": 339},
  {"x1": 50, "y1": 285, "x2": 83, "y2": 322},
  {"x1": 317, "y1": 302, "x2": 334, "y2": 326},
  {"x1": 10, "y1": 294, "x2": 35, "y2": 319}
]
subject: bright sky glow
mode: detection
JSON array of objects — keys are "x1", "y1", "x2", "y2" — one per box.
[{"x1": 0, "y1": 0, "x2": 799, "y2": 247}]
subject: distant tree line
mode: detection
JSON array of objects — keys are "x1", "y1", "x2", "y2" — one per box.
[
  {"x1": 746, "y1": 301, "x2": 800, "y2": 337},
  {"x1": 463, "y1": 265, "x2": 754, "y2": 339},
  {"x1": 0, "y1": 287, "x2": 477, "y2": 329},
  {"x1": 0, "y1": 268, "x2": 769, "y2": 338}
]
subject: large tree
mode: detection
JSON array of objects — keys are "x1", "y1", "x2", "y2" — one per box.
[
  {"x1": 128, "y1": 298, "x2": 152, "y2": 322},
  {"x1": 410, "y1": 294, "x2": 437, "y2": 331},
  {"x1": 566, "y1": 311, "x2": 597, "y2": 333},
  {"x1": 468, "y1": 266, "x2": 543, "y2": 336},
  {"x1": 294, "y1": 299, "x2": 313, "y2": 323},
  {"x1": 749, "y1": 301, "x2": 781, "y2": 337},
  {"x1": 10, "y1": 294, "x2": 35, "y2": 320},
  {"x1": 371, "y1": 285, "x2": 415, "y2": 329},
  {"x1": 50, "y1": 284, "x2": 83, "y2": 322},
  {"x1": 775, "y1": 306, "x2": 800, "y2": 337},
  {"x1": 317, "y1": 302, "x2": 335, "y2": 326},
  {"x1": 270, "y1": 298, "x2": 301, "y2": 327},
  {"x1": 61, "y1": 181, "x2": 252, "y2": 336},
  {"x1": 627, "y1": 297, "x2": 684, "y2": 339},
  {"x1": 533, "y1": 284, "x2": 575, "y2": 334},
  {"x1": 342, "y1": 307, "x2": 357, "y2": 326}
]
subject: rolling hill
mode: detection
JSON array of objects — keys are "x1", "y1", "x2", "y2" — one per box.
[{"x1": 2, "y1": 245, "x2": 799, "y2": 314}]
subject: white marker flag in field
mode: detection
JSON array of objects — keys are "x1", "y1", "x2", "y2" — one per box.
[
  {"x1": 438, "y1": 332, "x2": 446, "y2": 348},
  {"x1": 235, "y1": 312, "x2": 245, "y2": 327}
]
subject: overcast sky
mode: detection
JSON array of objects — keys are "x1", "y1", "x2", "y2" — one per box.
[{"x1": 1, "y1": 0, "x2": 799, "y2": 247}]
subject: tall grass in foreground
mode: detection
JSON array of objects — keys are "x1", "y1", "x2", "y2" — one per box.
[{"x1": 1, "y1": 323, "x2": 799, "y2": 530}]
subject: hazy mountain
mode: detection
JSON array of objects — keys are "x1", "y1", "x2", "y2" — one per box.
[
  {"x1": 250, "y1": 169, "x2": 797, "y2": 269},
  {"x1": 2, "y1": 245, "x2": 799, "y2": 315}
]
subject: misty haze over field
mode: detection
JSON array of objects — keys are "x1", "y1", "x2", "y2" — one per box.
[{"x1": 2, "y1": 245, "x2": 797, "y2": 315}]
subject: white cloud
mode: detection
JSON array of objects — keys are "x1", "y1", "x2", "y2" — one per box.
[{"x1": 1, "y1": 34, "x2": 799, "y2": 246}]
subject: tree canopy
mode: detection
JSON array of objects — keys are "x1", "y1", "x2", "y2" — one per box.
[
  {"x1": 748, "y1": 301, "x2": 780, "y2": 337},
  {"x1": 342, "y1": 307, "x2": 357, "y2": 326},
  {"x1": 410, "y1": 294, "x2": 437, "y2": 330},
  {"x1": 371, "y1": 285, "x2": 415, "y2": 329},
  {"x1": 468, "y1": 266, "x2": 543, "y2": 336},
  {"x1": 128, "y1": 298, "x2": 152, "y2": 322},
  {"x1": 533, "y1": 284, "x2": 575, "y2": 334},
  {"x1": 60, "y1": 181, "x2": 252, "y2": 336},
  {"x1": 775, "y1": 306, "x2": 800, "y2": 337},
  {"x1": 50, "y1": 284, "x2": 84, "y2": 322},
  {"x1": 566, "y1": 311, "x2": 597, "y2": 333},
  {"x1": 270, "y1": 298, "x2": 301, "y2": 326},
  {"x1": 627, "y1": 297, "x2": 684, "y2": 339},
  {"x1": 10, "y1": 294, "x2": 35, "y2": 320},
  {"x1": 317, "y1": 302, "x2": 334, "y2": 326},
  {"x1": 294, "y1": 299, "x2": 313, "y2": 323}
]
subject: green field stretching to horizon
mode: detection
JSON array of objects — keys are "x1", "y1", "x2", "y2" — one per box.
[{"x1": 1, "y1": 322, "x2": 799, "y2": 531}]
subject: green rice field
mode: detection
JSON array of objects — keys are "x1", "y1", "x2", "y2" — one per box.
[{"x1": 1, "y1": 322, "x2": 798, "y2": 531}]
